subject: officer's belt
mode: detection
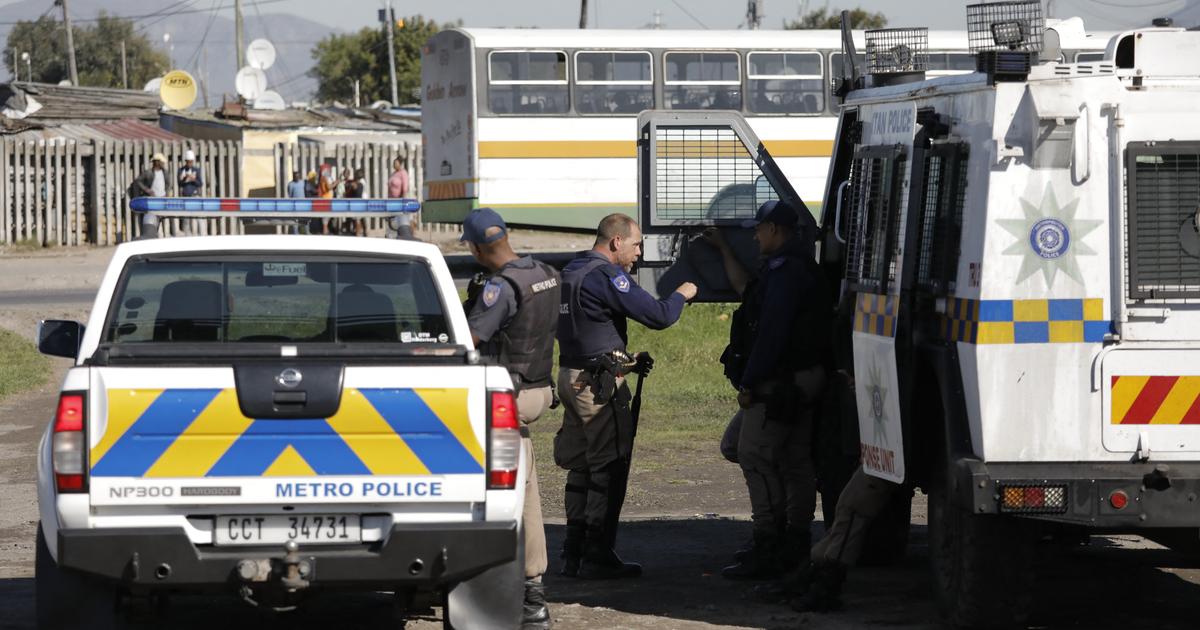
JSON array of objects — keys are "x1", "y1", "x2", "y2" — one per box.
[
  {"x1": 559, "y1": 355, "x2": 613, "y2": 370},
  {"x1": 750, "y1": 364, "x2": 826, "y2": 396}
]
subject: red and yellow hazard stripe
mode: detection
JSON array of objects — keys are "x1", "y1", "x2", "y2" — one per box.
[{"x1": 1111, "y1": 376, "x2": 1200, "y2": 425}]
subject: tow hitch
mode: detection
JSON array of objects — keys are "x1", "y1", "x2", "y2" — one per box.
[{"x1": 235, "y1": 541, "x2": 313, "y2": 611}]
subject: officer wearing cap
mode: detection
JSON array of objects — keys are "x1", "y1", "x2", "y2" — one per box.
[
  {"x1": 704, "y1": 200, "x2": 830, "y2": 580},
  {"x1": 555, "y1": 213, "x2": 698, "y2": 579},
  {"x1": 460, "y1": 208, "x2": 560, "y2": 629}
]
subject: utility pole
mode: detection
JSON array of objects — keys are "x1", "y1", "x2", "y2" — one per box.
[
  {"x1": 119, "y1": 40, "x2": 128, "y2": 89},
  {"x1": 746, "y1": 0, "x2": 764, "y2": 29},
  {"x1": 10, "y1": 50, "x2": 15, "y2": 82},
  {"x1": 201, "y1": 46, "x2": 210, "y2": 107},
  {"x1": 384, "y1": 0, "x2": 399, "y2": 106},
  {"x1": 580, "y1": 0, "x2": 588, "y2": 28},
  {"x1": 59, "y1": 0, "x2": 79, "y2": 85},
  {"x1": 235, "y1": 0, "x2": 245, "y2": 69}
]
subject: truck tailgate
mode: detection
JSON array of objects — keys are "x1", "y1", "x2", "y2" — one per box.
[{"x1": 88, "y1": 365, "x2": 488, "y2": 506}]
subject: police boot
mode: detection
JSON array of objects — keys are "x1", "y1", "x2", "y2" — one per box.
[
  {"x1": 521, "y1": 578, "x2": 551, "y2": 629},
  {"x1": 578, "y1": 536, "x2": 642, "y2": 580},
  {"x1": 751, "y1": 563, "x2": 813, "y2": 604},
  {"x1": 789, "y1": 561, "x2": 846, "y2": 613},
  {"x1": 558, "y1": 520, "x2": 585, "y2": 578},
  {"x1": 721, "y1": 530, "x2": 784, "y2": 581},
  {"x1": 779, "y1": 525, "x2": 812, "y2": 571}
]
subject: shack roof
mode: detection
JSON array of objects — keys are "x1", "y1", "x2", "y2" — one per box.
[
  {"x1": 0, "y1": 82, "x2": 161, "y2": 124},
  {"x1": 163, "y1": 102, "x2": 421, "y2": 133}
]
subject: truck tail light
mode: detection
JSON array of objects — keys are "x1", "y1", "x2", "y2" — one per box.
[
  {"x1": 53, "y1": 392, "x2": 86, "y2": 493},
  {"x1": 488, "y1": 390, "x2": 520, "y2": 490},
  {"x1": 999, "y1": 483, "x2": 1067, "y2": 514}
]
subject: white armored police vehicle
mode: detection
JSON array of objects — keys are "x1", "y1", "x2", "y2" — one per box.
[
  {"x1": 34, "y1": 199, "x2": 527, "y2": 629},
  {"x1": 634, "y1": 1, "x2": 1200, "y2": 626}
]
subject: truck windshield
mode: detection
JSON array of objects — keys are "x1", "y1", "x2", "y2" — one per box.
[{"x1": 104, "y1": 258, "x2": 452, "y2": 344}]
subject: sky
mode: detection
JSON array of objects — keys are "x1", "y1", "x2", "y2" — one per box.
[{"x1": 264, "y1": 0, "x2": 1190, "y2": 32}]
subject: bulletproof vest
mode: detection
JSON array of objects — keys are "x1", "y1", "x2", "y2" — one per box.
[
  {"x1": 726, "y1": 244, "x2": 830, "y2": 382},
  {"x1": 492, "y1": 259, "x2": 561, "y2": 389},
  {"x1": 557, "y1": 255, "x2": 627, "y2": 363}
]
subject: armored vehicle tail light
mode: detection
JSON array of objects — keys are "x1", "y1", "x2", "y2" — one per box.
[
  {"x1": 488, "y1": 390, "x2": 520, "y2": 490},
  {"x1": 999, "y1": 484, "x2": 1067, "y2": 514},
  {"x1": 52, "y1": 392, "x2": 86, "y2": 493},
  {"x1": 1109, "y1": 490, "x2": 1129, "y2": 510}
]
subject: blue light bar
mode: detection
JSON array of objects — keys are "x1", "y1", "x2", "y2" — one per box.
[{"x1": 130, "y1": 197, "x2": 421, "y2": 214}]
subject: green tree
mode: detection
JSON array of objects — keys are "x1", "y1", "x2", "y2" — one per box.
[
  {"x1": 3, "y1": 12, "x2": 168, "y2": 87},
  {"x1": 784, "y1": 7, "x2": 887, "y2": 30},
  {"x1": 310, "y1": 14, "x2": 445, "y2": 105}
]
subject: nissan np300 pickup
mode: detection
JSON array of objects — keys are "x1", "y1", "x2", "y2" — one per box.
[{"x1": 34, "y1": 235, "x2": 525, "y2": 629}]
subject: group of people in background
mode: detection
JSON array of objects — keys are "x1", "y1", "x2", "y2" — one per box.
[
  {"x1": 286, "y1": 158, "x2": 415, "y2": 238},
  {"x1": 132, "y1": 150, "x2": 203, "y2": 199}
]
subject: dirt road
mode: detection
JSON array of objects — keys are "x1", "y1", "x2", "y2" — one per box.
[{"x1": 3, "y1": 243, "x2": 1200, "y2": 629}]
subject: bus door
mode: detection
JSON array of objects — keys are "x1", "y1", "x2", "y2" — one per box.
[{"x1": 633, "y1": 110, "x2": 812, "y2": 302}]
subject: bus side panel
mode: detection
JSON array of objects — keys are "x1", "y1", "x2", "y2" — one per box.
[{"x1": 422, "y1": 30, "x2": 478, "y2": 223}]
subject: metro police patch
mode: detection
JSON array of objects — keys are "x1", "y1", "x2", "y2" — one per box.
[
  {"x1": 482, "y1": 279, "x2": 502, "y2": 307},
  {"x1": 612, "y1": 274, "x2": 631, "y2": 293}
]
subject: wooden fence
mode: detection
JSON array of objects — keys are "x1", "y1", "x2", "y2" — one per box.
[{"x1": 1, "y1": 138, "x2": 242, "y2": 246}]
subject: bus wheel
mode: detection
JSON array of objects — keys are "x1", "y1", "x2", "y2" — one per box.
[{"x1": 928, "y1": 490, "x2": 1036, "y2": 629}]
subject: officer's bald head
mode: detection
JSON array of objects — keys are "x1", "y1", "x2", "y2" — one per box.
[{"x1": 594, "y1": 213, "x2": 638, "y2": 246}]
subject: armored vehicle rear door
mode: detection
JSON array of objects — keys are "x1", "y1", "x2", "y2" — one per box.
[{"x1": 633, "y1": 111, "x2": 811, "y2": 301}]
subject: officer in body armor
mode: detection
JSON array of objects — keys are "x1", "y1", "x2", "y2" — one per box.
[
  {"x1": 555, "y1": 213, "x2": 698, "y2": 579},
  {"x1": 705, "y1": 200, "x2": 831, "y2": 580},
  {"x1": 460, "y1": 208, "x2": 561, "y2": 629}
]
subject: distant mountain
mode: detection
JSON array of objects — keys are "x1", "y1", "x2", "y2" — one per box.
[{"x1": 0, "y1": 0, "x2": 343, "y2": 103}]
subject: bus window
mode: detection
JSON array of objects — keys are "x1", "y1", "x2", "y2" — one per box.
[
  {"x1": 927, "y1": 52, "x2": 976, "y2": 72},
  {"x1": 829, "y1": 52, "x2": 866, "y2": 81},
  {"x1": 746, "y1": 51, "x2": 824, "y2": 114},
  {"x1": 1075, "y1": 52, "x2": 1105, "y2": 63},
  {"x1": 575, "y1": 51, "x2": 654, "y2": 115},
  {"x1": 488, "y1": 50, "x2": 569, "y2": 115},
  {"x1": 663, "y1": 51, "x2": 741, "y2": 110}
]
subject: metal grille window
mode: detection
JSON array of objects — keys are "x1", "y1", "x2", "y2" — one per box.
[
  {"x1": 575, "y1": 51, "x2": 654, "y2": 115},
  {"x1": 652, "y1": 126, "x2": 779, "y2": 224},
  {"x1": 487, "y1": 50, "x2": 568, "y2": 115},
  {"x1": 746, "y1": 52, "x2": 824, "y2": 114},
  {"x1": 663, "y1": 51, "x2": 742, "y2": 110},
  {"x1": 845, "y1": 145, "x2": 906, "y2": 289},
  {"x1": 915, "y1": 144, "x2": 969, "y2": 293},
  {"x1": 1127, "y1": 143, "x2": 1200, "y2": 299}
]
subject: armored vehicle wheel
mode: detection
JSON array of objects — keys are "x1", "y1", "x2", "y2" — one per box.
[
  {"x1": 928, "y1": 491, "x2": 1035, "y2": 629},
  {"x1": 36, "y1": 523, "x2": 120, "y2": 630}
]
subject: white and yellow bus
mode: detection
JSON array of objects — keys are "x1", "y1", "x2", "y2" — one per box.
[{"x1": 420, "y1": 22, "x2": 1110, "y2": 230}]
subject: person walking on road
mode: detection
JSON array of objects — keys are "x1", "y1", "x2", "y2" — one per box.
[
  {"x1": 554, "y1": 213, "x2": 698, "y2": 580},
  {"x1": 178, "y1": 150, "x2": 203, "y2": 197},
  {"x1": 705, "y1": 200, "x2": 831, "y2": 580},
  {"x1": 460, "y1": 207, "x2": 561, "y2": 629}
]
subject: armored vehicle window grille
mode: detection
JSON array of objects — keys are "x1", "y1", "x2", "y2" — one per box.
[
  {"x1": 1127, "y1": 144, "x2": 1200, "y2": 300},
  {"x1": 845, "y1": 145, "x2": 906, "y2": 290},
  {"x1": 652, "y1": 125, "x2": 778, "y2": 225},
  {"x1": 916, "y1": 144, "x2": 969, "y2": 293},
  {"x1": 864, "y1": 28, "x2": 929, "y2": 75},
  {"x1": 965, "y1": 1, "x2": 1045, "y2": 53}
]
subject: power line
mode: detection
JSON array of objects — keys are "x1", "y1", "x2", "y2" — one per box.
[
  {"x1": 185, "y1": 0, "x2": 225, "y2": 71},
  {"x1": 668, "y1": 0, "x2": 709, "y2": 29},
  {"x1": 0, "y1": 0, "x2": 291, "y2": 26}
]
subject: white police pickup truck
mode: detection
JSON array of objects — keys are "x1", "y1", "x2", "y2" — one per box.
[{"x1": 34, "y1": 230, "x2": 526, "y2": 629}]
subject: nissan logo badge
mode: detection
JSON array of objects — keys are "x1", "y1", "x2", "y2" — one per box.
[{"x1": 276, "y1": 368, "x2": 303, "y2": 388}]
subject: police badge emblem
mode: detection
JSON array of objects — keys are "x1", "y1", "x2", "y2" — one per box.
[
  {"x1": 611, "y1": 274, "x2": 631, "y2": 293},
  {"x1": 482, "y1": 279, "x2": 502, "y2": 307}
]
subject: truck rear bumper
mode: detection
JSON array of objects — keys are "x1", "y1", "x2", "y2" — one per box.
[
  {"x1": 57, "y1": 521, "x2": 517, "y2": 589},
  {"x1": 956, "y1": 459, "x2": 1200, "y2": 528}
]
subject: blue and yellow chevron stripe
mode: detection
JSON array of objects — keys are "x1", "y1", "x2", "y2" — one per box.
[
  {"x1": 941, "y1": 297, "x2": 1113, "y2": 344},
  {"x1": 854, "y1": 293, "x2": 898, "y2": 337},
  {"x1": 91, "y1": 388, "x2": 484, "y2": 478}
]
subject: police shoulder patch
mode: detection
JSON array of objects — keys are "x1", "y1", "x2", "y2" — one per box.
[
  {"x1": 768, "y1": 256, "x2": 787, "y2": 270},
  {"x1": 481, "y1": 279, "x2": 503, "y2": 307},
  {"x1": 611, "y1": 273, "x2": 631, "y2": 293}
]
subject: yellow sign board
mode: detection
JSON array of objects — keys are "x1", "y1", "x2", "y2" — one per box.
[{"x1": 160, "y1": 70, "x2": 198, "y2": 111}]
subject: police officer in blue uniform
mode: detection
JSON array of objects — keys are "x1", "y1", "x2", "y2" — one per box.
[
  {"x1": 555, "y1": 213, "x2": 697, "y2": 579},
  {"x1": 705, "y1": 200, "x2": 830, "y2": 580},
  {"x1": 461, "y1": 208, "x2": 561, "y2": 628}
]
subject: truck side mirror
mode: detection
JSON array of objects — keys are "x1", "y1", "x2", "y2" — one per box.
[{"x1": 38, "y1": 320, "x2": 85, "y2": 359}]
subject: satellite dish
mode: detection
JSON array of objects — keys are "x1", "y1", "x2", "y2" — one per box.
[
  {"x1": 143, "y1": 77, "x2": 163, "y2": 93},
  {"x1": 159, "y1": 69, "x2": 198, "y2": 110},
  {"x1": 246, "y1": 39, "x2": 277, "y2": 70},
  {"x1": 235, "y1": 66, "x2": 268, "y2": 101},
  {"x1": 253, "y1": 90, "x2": 285, "y2": 111},
  {"x1": 57, "y1": 79, "x2": 72, "y2": 86}
]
